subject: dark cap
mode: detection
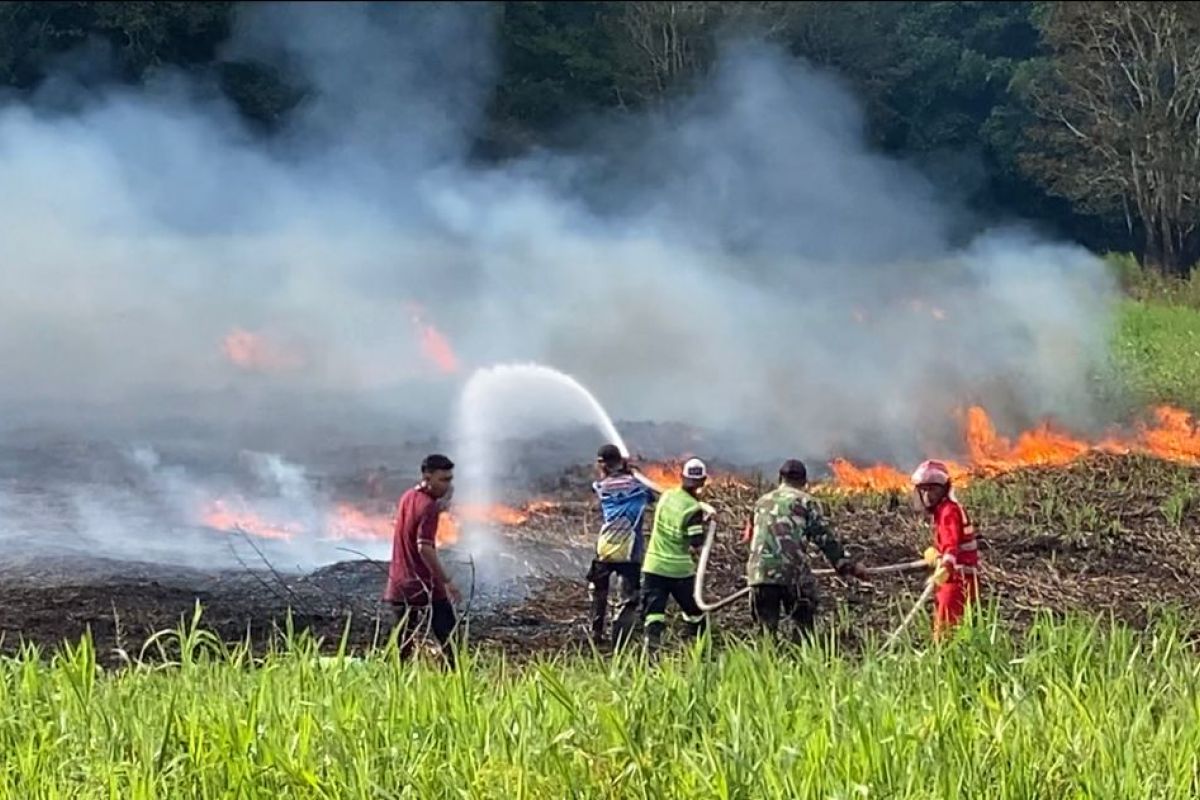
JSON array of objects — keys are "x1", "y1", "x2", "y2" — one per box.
[
  {"x1": 421, "y1": 453, "x2": 455, "y2": 473},
  {"x1": 596, "y1": 444, "x2": 623, "y2": 465},
  {"x1": 779, "y1": 459, "x2": 807, "y2": 481}
]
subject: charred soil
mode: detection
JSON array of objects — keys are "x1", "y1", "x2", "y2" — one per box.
[{"x1": 0, "y1": 454, "x2": 1197, "y2": 666}]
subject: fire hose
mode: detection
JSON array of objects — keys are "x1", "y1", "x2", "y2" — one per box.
[
  {"x1": 693, "y1": 518, "x2": 931, "y2": 629},
  {"x1": 634, "y1": 469, "x2": 938, "y2": 646},
  {"x1": 881, "y1": 576, "x2": 937, "y2": 651}
]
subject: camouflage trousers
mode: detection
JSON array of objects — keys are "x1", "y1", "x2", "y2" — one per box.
[{"x1": 749, "y1": 583, "x2": 819, "y2": 643}]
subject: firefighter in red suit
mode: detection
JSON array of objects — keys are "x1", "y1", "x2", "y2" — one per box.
[{"x1": 911, "y1": 459, "x2": 979, "y2": 637}]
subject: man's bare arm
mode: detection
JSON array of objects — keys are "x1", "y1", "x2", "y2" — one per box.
[{"x1": 418, "y1": 542, "x2": 460, "y2": 602}]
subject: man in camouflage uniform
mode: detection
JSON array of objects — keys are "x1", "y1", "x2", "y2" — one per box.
[{"x1": 742, "y1": 459, "x2": 868, "y2": 642}]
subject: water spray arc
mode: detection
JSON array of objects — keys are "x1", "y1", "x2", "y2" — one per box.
[{"x1": 449, "y1": 363, "x2": 631, "y2": 542}]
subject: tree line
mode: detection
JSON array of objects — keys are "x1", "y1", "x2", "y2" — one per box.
[{"x1": 3, "y1": 1, "x2": 1198, "y2": 275}]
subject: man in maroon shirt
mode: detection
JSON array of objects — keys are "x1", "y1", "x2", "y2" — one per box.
[{"x1": 383, "y1": 453, "x2": 461, "y2": 667}]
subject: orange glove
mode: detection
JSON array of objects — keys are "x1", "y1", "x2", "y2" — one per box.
[{"x1": 923, "y1": 546, "x2": 939, "y2": 566}]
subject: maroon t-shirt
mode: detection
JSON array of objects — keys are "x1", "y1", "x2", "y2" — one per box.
[{"x1": 382, "y1": 485, "x2": 446, "y2": 604}]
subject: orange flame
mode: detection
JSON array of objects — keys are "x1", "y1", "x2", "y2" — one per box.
[
  {"x1": 201, "y1": 487, "x2": 559, "y2": 548},
  {"x1": 436, "y1": 512, "x2": 459, "y2": 545},
  {"x1": 407, "y1": 304, "x2": 460, "y2": 375},
  {"x1": 201, "y1": 499, "x2": 303, "y2": 541},
  {"x1": 829, "y1": 404, "x2": 1200, "y2": 492},
  {"x1": 1140, "y1": 406, "x2": 1200, "y2": 462},
  {"x1": 455, "y1": 503, "x2": 531, "y2": 525},
  {"x1": 221, "y1": 328, "x2": 305, "y2": 373},
  {"x1": 435, "y1": 501, "x2": 551, "y2": 545},
  {"x1": 326, "y1": 503, "x2": 467, "y2": 548},
  {"x1": 637, "y1": 462, "x2": 683, "y2": 490},
  {"x1": 632, "y1": 461, "x2": 748, "y2": 491},
  {"x1": 326, "y1": 503, "x2": 393, "y2": 541},
  {"x1": 829, "y1": 460, "x2": 915, "y2": 493}
]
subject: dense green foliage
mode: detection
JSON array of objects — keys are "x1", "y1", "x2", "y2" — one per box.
[
  {"x1": 5, "y1": 1, "x2": 1200, "y2": 273},
  {"x1": 1, "y1": 611, "x2": 1197, "y2": 797}
]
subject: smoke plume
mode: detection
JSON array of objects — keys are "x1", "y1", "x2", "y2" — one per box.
[{"x1": 0, "y1": 3, "x2": 1118, "y2": 565}]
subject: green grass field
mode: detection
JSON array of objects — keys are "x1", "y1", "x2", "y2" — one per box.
[
  {"x1": 1112, "y1": 300, "x2": 1200, "y2": 411},
  {"x1": 1105, "y1": 254, "x2": 1200, "y2": 412},
  {"x1": 2, "y1": 611, "x2": 1198, "y2": 798}
]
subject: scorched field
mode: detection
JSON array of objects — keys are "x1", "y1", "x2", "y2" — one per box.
[
  {"x1": 0, "y1": 296, "x2": 1198, "y2": 797},
  {"x1": 1, "y1": 439, "x2": 1199, "y2": 796},
  {"x1": 2, "y1": 251, "x2": 1200, "y2": 800}
]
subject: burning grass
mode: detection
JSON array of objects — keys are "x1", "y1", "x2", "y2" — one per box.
[
  {"x1": 3, "y1": 451, "x2": 1197, "y2": 668},
  {"x1": 202, "y1": 496, "x2": 543, "y2": 548},
  {"x1": 508, "y1": 452, "x2": 1200, "y2": 657},
  {"x1": 633, "y1": 459, "x2": 748, "y2": 490},
  {"x1": 628, "y1": 403, "x2": 1199, "y2": 495},
  {"x1": 435, "y1": 502, "x2": 561, "y2": 545},
  {"x1": 826, "y1": 403, "x2": 1199, "y2": 492},
  {"x1": 2, "y1": 446, "x2": 1199, "y2": 676},
  {"x1": 192, "y1": 400, "x2": 1198, "y2": 562}
]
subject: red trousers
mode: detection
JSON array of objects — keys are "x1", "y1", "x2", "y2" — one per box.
[{"x1": 934, "y1": 576, "x2": 979, "y2": 636}]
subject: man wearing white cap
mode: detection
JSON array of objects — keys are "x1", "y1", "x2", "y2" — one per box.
[{"x1": 639, "y1": 457, "x2": 713, "y2": 647}]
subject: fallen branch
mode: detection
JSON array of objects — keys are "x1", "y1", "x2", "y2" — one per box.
[
  {"x1": 297, "y1": 567, "x2": 378, "y2": 620},
  {"x1": 234, "y1": 527, "x2": 318, "y2": 617},
  {"x1": 814, "y1": 559, "x2": 928, "y2": 577},
  {"x1": 336, "y1": 547, "x2": 390, "y2": 575},
  {"x1": 227, "y1": 534, "x2": 294, "y2": 608}
]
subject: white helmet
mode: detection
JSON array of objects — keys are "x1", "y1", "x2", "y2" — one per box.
[
  {"x1": 682, "y1": 458, "x2": 708, "y2": 481},
  {"x1": 911, "y1": 459, "x2": 951, "y2": 486}
]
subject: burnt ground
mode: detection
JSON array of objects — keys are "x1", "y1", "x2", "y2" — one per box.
[{"x1": 1, "y1": 453, "x2": 1198, "y2": 666}]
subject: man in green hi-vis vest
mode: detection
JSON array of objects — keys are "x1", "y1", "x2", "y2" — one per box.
[{"x1": 640, "y1": 458, "x2": 714, "y2": 647}]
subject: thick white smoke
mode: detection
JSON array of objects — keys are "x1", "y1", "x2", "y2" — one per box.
[
  {"x1": 0, "y1": 3, "x2": 1119, "y2": 565},
  {"x1": 0, "y1": 441, "x2": 394, "y2": 570}
]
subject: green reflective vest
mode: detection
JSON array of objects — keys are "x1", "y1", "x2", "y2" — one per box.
[{"x1": 643, "y1": 487, "x2": 704, "y2": 578}]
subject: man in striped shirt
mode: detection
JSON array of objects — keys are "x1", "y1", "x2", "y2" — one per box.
[
  {"x1": 588, "y1": 444, "x2": 659, "y2": 649},
  {"x1": 912, "y1": 459, "x2": 980, "y2": 638}
]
